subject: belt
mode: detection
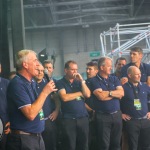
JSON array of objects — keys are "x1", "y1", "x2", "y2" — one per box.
[
  {"x1": 134, "y1": 115, "x2": 147, "y2": 120},
  {"x1": 110, "y1": 111, "x2": 118, "y2": 114},
  {"x1": 11, "y1": 130, "x2": 41, "y2": 136},
  {"x1": 97, "y1": 110, "x2": 119, "y2": 115}
]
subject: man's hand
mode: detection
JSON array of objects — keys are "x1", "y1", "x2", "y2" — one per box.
[
  {"x1": 42, "y1": 80, "x2": 58, "y2": 96},
  {"x1": 146, "y1": 112, "x2": 150, "y2": 119},
  {"x1": 4, "y1": 122, "x2": 10, "y2": 134},
  {"x1": 122, "y1": 114, "x2": 131, "y2": 121},
  {"x1": 49, "y1": 110, "x2": 59, "y2": 121},
  {"x1": 120, "y1": 77, "x2": 128, "y2": 85},
  {"x1": 73, "y1": 73, "x2": 83, "y2": 82}
]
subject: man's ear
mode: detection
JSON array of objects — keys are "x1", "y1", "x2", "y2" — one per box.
[
  {"x1": 64, "y1": 68, "x2": 67, "y2": 74},
  {"x1": 100, "y1": 66, "x2": 103, "y2": 71},
  {"x1": 22, "y1": 62, "x2": 28, "y2": 69},
  {"x1": 128, "y1": 73, "x2": 131, "y2": 79},
  {"x1": 95, "y1": 70, "x2": 98, "y2": 74},
  {"x1": 139, "y1": 53, "x2": 143, "y2": 60}
]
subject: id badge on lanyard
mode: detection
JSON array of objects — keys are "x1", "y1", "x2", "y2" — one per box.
[
  {"x1": 39, "y1": 109, "x2": 45, "y2": 120},
  {"x1": 132, "y1": 85, "x2": 142, "y2": 110},
  {"x1": 134, "y1": 99, "x2": 142, "y2": 110}
]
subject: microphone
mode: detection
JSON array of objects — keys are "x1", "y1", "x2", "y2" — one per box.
[
  {"x1": 44, "y1": 68, "x2": 57, "y2": 96},
  {"x1": 44, "y1": 68, "x2": 52, "y2": 82}
]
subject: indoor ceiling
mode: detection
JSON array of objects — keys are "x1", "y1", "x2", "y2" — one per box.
[{"x1": 8, "y1": 0, "x2": 150, "y2": 29}]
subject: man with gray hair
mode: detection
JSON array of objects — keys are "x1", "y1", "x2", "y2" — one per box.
[
  {"x1": 6, "y1": 50, "x2": 57, "y2": 150},
  {"x1": 88, "y1": 56, "x2": 124, "y2": 150}
]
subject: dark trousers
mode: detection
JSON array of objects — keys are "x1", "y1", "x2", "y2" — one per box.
[
  {"x1": 95, "y1": 111, "x2": 122, "y2": 150},
  {"x1": 61, "y1": 117, "x2": 89, "y2": 150},
  {"x1": 88, "y1": 113, "x2": 97, "y2": 150},
  {"x1": 0, "y1": 134, "x2": 7, "y2": 150},
  {"x1": 6, "y1": 133, "x2": 45, "y2": 150},
  {"x1": 42, "y1": 119, "x2": 57, "y2": 150},
  {"x1": 0, "y1": 120, "x2": 8, "y2": 150},
  {"x1": 124, "y1": 119, "x2": 150, "y2": 150}
]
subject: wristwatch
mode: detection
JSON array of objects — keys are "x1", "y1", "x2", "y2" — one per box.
[
  {"x1": 109, "y1": 91, "x2": 112, "y2": 97},
  {"x1": 81, "y1": 80, "x2": 86, "y2": 84}
]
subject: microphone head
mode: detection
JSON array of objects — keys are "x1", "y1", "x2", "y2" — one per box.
[{"x1": 44, "y1": 68, "x2": 49, "y2": 75}]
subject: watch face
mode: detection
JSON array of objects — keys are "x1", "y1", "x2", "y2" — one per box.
[{"x1": 109, "y1": 91, "x2": 112, "y2": 96}]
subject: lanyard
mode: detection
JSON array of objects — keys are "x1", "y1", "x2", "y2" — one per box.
[
  {"x1": 128, "y1": 82, "x2": 139, "y2": 99},
  {"x1": 96, "y1": 74, "x2": 110, "y2": 90}
]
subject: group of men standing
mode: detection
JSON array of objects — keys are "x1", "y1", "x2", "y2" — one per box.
[{"x1": 1, "y1": 46, "x2": 150, "y2": 150}]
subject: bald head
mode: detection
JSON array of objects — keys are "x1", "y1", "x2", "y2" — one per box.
[{"x1": 127, "y1": 66, "x2": 141, "y2": 84}]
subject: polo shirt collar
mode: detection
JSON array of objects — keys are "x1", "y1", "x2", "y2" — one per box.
[
  {"x1": 129, "y1": 62, "x2": 143, "y2": 68},
  {"x1": 127, "y1": 81, "x2": 142, "y2": 88},
  {"x1": 16, "y1": 73, "x2": 32, "y2": 84},
  {"x1": 96, "y1": 73, "x2": 110, "y2": 81},
  {"x1": 63, "y1": 76, "x2": 76, "y2": 84}
]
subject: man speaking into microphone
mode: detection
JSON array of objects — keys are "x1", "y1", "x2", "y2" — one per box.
[{"x1": 6, "y1": 50, "x2": 57, "y2": 150}]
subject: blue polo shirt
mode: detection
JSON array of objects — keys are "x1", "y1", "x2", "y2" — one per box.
[
  {"x1": 57, "y1": 77, "x2": 88, "y2": 119},
  {"x1": 0, "y1": 77, "x2": 9, "y2": 123},
  {"x1": 85, "y1": 78, "x2": 95, "y2": 110},
  {"x1": 36, "y1": 78, "x2": 55, "y2": 118},
  {"x1": 89, "y1": 74, "x2": 121, "y2": 113},
  {"x1": 121, "y1": 62, "x2": 150, "y2": 82},
  {"x1": 121, "y1": 82, "x2": 150, "y2": 118},
  {"x1": 111, "y1": 72, "x2": 121, "y2": 80},
  {"x1": 7, "y1": 73, "x2": 44, "y2": 133}
]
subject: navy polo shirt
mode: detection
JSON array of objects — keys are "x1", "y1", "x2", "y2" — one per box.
[
  {"x1": 121, "y1": 62, "x2": 150, "y2": 82},
  {"x1": 36, "y1": 78, "x2": 55, "y2": 118},
  {"x1": 121, "y1": 82, "x2": 150, "y2": 118},
  {"x1": 57, "y1": 77, "x2": 88, "y2": 119},
  {"x1": 85, "y1": 78, "x2": 95, "y2": 110},
  {"x1": 111, "y1": 72, "x2": 121, "y2": 80},
  {"x1": 7, "y1": 73, "x2": 44, "y2": 133},
  {"x1": 89, "y1": 74, "x2": 121, "y2": 113},
  {"x1": 0, "y1": 77, "x2": 9, "y2": 123}
]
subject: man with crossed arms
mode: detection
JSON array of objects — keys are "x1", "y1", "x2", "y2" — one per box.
[{"x1": 89, "y1": 56, "x2": 124, "y2": 150}]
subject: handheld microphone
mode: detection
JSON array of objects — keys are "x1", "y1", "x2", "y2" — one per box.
[
  {"x1": 44, "y1": 68, "x2": 52, "y2": 82},
  {"x1": 44, "y1": 68, "x2": 57, "y2": 96}
]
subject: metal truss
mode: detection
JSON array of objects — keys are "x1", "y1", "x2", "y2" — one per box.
[
  {"x1": 100, "y1": 22, "x2": 150, "y2": 63},
  {"x1": 7, "y1": 0, "x2": 150, "y2": 29}
]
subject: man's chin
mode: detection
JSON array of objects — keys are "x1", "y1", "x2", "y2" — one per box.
[{"x1": 131, "y1": 61, "x2": 136, "y2": 64}]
